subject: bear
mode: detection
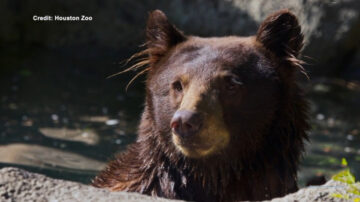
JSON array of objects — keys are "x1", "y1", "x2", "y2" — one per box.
[{"x1": 92, "y1": 9, "x2": 309, "y2": 202}]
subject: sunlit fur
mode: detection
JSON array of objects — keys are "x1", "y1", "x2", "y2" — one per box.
[{"x1": 93, "y1": 9, "x2": 310, "y2": 202}]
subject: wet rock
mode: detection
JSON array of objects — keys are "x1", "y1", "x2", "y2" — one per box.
[
  {"x1": 0, "y1": 144, "x2": 105, "y2": 170},
  {"x1": 39, "y1": 127, "x2": 100, "y2": 145}
]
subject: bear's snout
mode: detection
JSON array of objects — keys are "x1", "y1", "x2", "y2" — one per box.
[{"x1": 171, "y1": 110, "x2": 203, "y2": 138}]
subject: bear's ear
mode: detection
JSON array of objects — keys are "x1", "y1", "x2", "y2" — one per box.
[
  {"x1": 256, "y1": 10, "x2": 303, "y2": 58},
  {"x1": 146, "y1": 10, "x2": 186, "y2": 64}
]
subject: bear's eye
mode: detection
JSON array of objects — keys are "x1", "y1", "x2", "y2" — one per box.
[
  {"x1": 225, "y1": 76, "x2": 243, "y2": 91},
  {"x1": 172, "y1": 81, "x2": 183, "y2": 92}
]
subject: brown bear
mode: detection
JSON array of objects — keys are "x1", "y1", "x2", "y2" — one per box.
[{"x1": 92, "y1": 9, "x2": 309, "y2": 202}]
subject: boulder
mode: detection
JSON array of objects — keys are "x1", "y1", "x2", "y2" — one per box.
[
  {"x1": 0, "y1": 167, "x2": 180, "y2": 202},
  {"x1": 1, "y1": 0, "x2": 360, "y2": 78},
  {"x1": 0, "y1": 167, "x2": 357, "y2": 202}
]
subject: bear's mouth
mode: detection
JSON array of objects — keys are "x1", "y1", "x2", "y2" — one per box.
[
  {"x1": 172, "y1": 133, "x2": 224, "y2": 158},
  {"x1": 173, "y1": 134, "x2": 212, "y2": 150}
]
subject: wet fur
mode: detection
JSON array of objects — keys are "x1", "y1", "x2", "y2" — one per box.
[{"x1": 93, "y1": 9, "x2": 309, "y2": 201}]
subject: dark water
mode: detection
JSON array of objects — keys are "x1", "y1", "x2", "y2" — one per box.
[
  {"x1": 0, "y1": 50, "x2": 359, "y2": 186},
  {"x1": 299, "y1": 79, "x2": 360, "y2": 185}
]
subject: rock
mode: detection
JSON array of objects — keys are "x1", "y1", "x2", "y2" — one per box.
[
  {"x1": 0, "y1": 144, "x2": 105, "y2": 171},
  {"x1": 39, "y1": 127, "x2": 100, "y2": 145},
  {"x1": 0, "y1": 167, "x2": 180, "y2": 202},
  {"x1": 1, "y1": 0, "x2": 360, "y2": 78},
  {"x1": 270, "y1": 180, "x2": 357, "y2": 201},
  {"x1": 0, "y1": 167, "x2": 356, "y2": 201}
]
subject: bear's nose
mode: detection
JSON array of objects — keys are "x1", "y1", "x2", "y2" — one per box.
[{"x1": 171, "y1": 110, "x2": 203, "y2": 138}]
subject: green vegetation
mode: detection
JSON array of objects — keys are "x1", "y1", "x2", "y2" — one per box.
[{"x1": 331, "y1": 158, "x2": 360, "y2": 202}]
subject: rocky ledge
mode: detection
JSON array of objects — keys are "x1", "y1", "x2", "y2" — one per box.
[{"x1": 0, "y1": 167, "x2": 354, "y2": 201}]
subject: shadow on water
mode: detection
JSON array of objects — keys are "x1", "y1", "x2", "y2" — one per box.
[{"x1": 0, "y1": 48, "x2": 143, "y2": 184}]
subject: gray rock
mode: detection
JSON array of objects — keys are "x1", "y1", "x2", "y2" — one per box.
[
  {"x1": 1, "y1": 0, "x2": 359, "y2": 78},
  {"x1": 270, "y1": 180, "x2": 357, "y2": 202},
  {"x1": 0, "y1": 167, "x2": 180, "y2": 202},
  {"x1": 0, "y1": 167, "x2": 357, "y2": 202}
]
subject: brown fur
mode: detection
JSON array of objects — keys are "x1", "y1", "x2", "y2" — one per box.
[{"x1": 93, "y1": 9, "x2": 309, "y2": 201}]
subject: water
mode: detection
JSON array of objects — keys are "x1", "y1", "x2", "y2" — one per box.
[
  {"x1": 0, "y1": 50, "x2": 143, "y2": 184},
  {"x1": 0, "y1": 52, "x2": 359, "y2": 186},
  {"x1": 299, "y1": 79, "x2": 360, "y2": 185}
]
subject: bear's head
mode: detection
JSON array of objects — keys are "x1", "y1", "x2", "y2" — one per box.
[{"x1": 135, "y1": 10, "x2": 307, "y2": 160}]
